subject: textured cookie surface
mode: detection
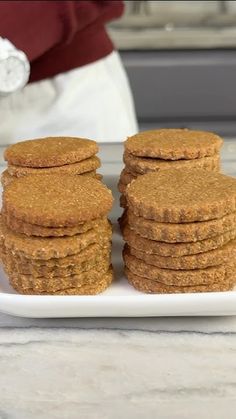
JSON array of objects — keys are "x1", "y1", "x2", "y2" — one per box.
[
  {"x1": 125, "y1": 129, "x2": 223, "y2": 160},
  {"x1": 124, "y1": 151, "x2": 220, "y2": 174},
  {"x1": 125, "y1": 268, "x2": 233, "y2": 294},
  {"x1": 7, "y1": 156, "x2": 100, "y2": 177},
  {"x1": 0, "y1": 217, "x2": 112, "y2": 259},
  {"x1": 4, "y1": 137, "x2": 99, "y2": 167},
  {"x1": 123, "y1": 247, "x2": 234, "y2": 286},
  {"x1": 3, "y1": 174, "x2": 113, "y2": 226},
  {"x1": 123, "y1": 225, "x2": 236, "y2": 257},
  {"x1": 127, "y1": 240, "x2": 235, "y2": 270},
  {"x1": 2, "y1": 250, "x2": 110, "y2": 278},
  {"x1": 126, "y1": 169, "x2": 236, "y2": 222},
  {"x1": 2, "y1": 211, "x2": 107, "y2": 237},
  {"x1": 127, "y1": 210, "x2": 236, "y2": 242},
  {"x1": 7, "y1": 266, "x2": 113, "y2": 295}
]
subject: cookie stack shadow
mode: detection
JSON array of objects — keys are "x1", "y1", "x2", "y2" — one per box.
[
  {"x1": 2, "y1": 136, "x2": 102, "y2": 189},
  {"x1": 121, "y1": 169, "x2": 236, "y2": 294},
  {"x1": 118, "y1": 128, "x2": 223, "y2": 209},
  {"x1": 0, "y1": 174, "x2": 114, "y2": 295}
]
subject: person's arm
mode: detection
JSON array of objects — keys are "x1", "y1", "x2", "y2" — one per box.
[{"x1": 0, "y1": 1, "x2": 124, "y2": 62}]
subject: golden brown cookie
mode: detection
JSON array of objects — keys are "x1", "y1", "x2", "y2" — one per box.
[
  {"x1": 7, "y1": 266, "x2": 113, "y2": 295},
  {"x1": 124, "y1": 151, "x2": 220, "y2": 175},
  {"x1": 125, "y1": 129, "x2": 223, "y2": 160},
  {"x1": 2, "y1": 249, "x2": 110, "y2": 278},
  {"x1": 1, "y1": 242, "x2": 110, "y2": 267},
  {"x1": 123, "y1": 247, "x2": 234, "y2": 286},
  {"x1": 117, "y1": 180, "x2": 127, "y2": 194},
  {"x1": 2, "y1": 211, "x2": 107, "y2": 237},
  {"x1": 3, "y1": 174, "x2": 113, "y2": 226},
  {"x1": 127, "y1": 210, "x2": 236, "y2": 242},
  {"x1": 127, "y1": 240, "x2": 236, "y2": 270},
  {"x1": 4, "y1": 137, "x2": 99, "y2": 167},
  {"x1": 7, "y1": 156, "x2": 101, "y2": 177},
  {"x1": 123, "y1": 225, "x2": 236, "y2": 257},
  {"x1": 126, "y1": 169, "x2": 236, "y2": 223},
  {"x1": 125, "y1": 268, "x2": 233, "y2": 294},
  {"x1": 0, "y1": 217, "x2": 112, "y2": 259}
]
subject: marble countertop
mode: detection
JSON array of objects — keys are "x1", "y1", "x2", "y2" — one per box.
[{"x1": 0, "y1": 140, "x2": 236, "y2": 419}]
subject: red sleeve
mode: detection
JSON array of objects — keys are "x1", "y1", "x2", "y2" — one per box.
[{"x1": 0, "y1": 1, "x2": 124, "y2": 62}]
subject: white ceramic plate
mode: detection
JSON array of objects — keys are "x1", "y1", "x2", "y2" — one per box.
[{"x1": 0, "y1": 173, "x2": 235, "y2": 318}]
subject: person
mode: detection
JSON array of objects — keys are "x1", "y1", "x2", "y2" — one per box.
[{"x1": 0, "y1": 0, "x2": 138, "y2": 143}]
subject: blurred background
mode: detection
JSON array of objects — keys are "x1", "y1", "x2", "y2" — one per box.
[{"x1": 109, "y1": 0, "x2": 236, "y2": 136}]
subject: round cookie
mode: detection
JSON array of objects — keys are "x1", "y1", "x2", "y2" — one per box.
[
  {"x1": 3, "y1": 174, "x2": 113, "y2": 226},
  {"x1": 126, "y1": 169, "x2": 236, "y2": 223},
  {"x1": 127, "y1": 210, "x2": 236, "y2": 242},
  {"x1": 4, "y1": 137, "x2": 99, "y2": 167},
  {"x1": 2, "y1": 249, "x2": 110, "y2": 278},
  {"x1": 7, "y1": 266, "x2": 113, "y2": 295},
  {"x1": 123, "y1": 225, "x2": 236, "y2": 257},
  {"x1": 1, "y1": 242, "x2": 111, "y2": 267},
  {"x1": 0, "y1": 217, "x2": 112, "y2": 259},
  {"x1": 124, "y1": 151, "x2": 220, "y2": 175},
  {"x1": 123, "y1": 247, "x2": 234, "y2": 286},
  {"x1": 127, "y1": 241, "x2": 235, "y2": 270},
  {"x1": 125, "y1": 268, "x2": 234, "y2": 294},
  {"x1": 125, "y1": 129, "x2": 223, "y2": 160},
  {"x1": 119, "y1": 168, "x2": 138, "y2": 185},
  {"x1": 7, "y1": 156, "x2": 101, "y2": 177},
  {"x1": 2, "y1": 211, "x2": 107, "y2": 237}
]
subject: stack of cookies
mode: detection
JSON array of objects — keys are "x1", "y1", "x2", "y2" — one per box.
[
  {"x1": 118, "y1": 128, "x2": 223, "y2": 208},
  {"x1": 2, "y1": 136, "x2": 101, "y2": 188},
  {"x1": 1, "y1": 174, "x2": 114, "y2": 295},
  {"x1": 123, "y1": 169, "x2": 236, "y2": 293}
]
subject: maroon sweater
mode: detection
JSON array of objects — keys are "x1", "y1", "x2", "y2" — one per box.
[{"x1": 0, "y1": 0, "x2": 124, "y2": 82}]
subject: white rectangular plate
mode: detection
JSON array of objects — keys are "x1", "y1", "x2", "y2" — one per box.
[{"x1": 0, "y1": 174, "x2": 236, "y2": 318}]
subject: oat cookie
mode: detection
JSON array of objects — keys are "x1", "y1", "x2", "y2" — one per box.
[
  {"x1": 2, "y1": 250, "x2": 110, "y2": 278},
  {"x1": 120, "y1": 194, "x2": 127, "y2": 208},
  {"x1": 8, "y1": 266, "x2": 113, "y2": 295},
  {"x1": 3, "y1": 174, "x2": 113, "y2": 226},
  {"x1": 127, "y1": 210, "x2": 236, "y2": 242},
  {"x1": 0, "y1": 217, "x2": 112, "y2": 259},
  {"x1": 126, "y1": 169, "x2": 236, "y2": 223},
  {"x1": 118, "y1": 180, "x2": 127, "y2": 194},
  {"x1": 123, "y1": 247, "x2": 234, "y2": 286},
  {"x1": 7, "y1": 156, "x2": 101, "y2": 177},
  {"x1": 125, "y1": 129, "x2": 223, "y2": 160},
  {"x1": 2, "y1": 211, "x2": 107, "y2": 237},
  {"x1": 125, "y1": 268, "x2": 233, "y2": 294},
  {"x1": 4, "y1": 137, "x2": 99, "y2": 167},
  {"x1": 119, "y1": 168, "x2": 137, "y2": 185},
  {"x1": 128, "y1": 240, "x2": 236, "y2": 270},
  {"x1": 123, "y1": 225, "x2": 236, "y2": 257},
  {"x1": 124, "y1": 151, "x2": 220, "y2": 175}
]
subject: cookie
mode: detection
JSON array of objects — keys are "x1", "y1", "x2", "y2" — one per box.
[
  {"x1": 126, "y1": 169, "x2": 236, "y2": 223},
  {"x1": 3, "y1": 174, "x2": 113, "y2": 226},
  {"x1": 1, "y1": 242, "x2": 110, "y2": 267},
  {"x1": 4, "y1": 137, "x2": 99, "y2": 167},
  {"x1": 125, "y1": 129, "x2": 223, "y2": 160},
  {"x1": 125, "y1": 268, "x2": 233, "y2": 294},
  {"x1": 0, "y1": 217, "x2": 112, "y2": 259},
  {"x1": 123, "y1": 247, "x2": 235, "y2": 286},
  {"x1": 127, "y1": 240, "x2": 236, "y2": 270},
  {"x1": 2, "y1": 249, "x2": 110, "y2": 278},
  {"x1": 7, "y1": 266, "x2": 113, "y2": 295},
  {"x1": 124, "y1": 151, "x2": 220, "y2": 175},
  {"x1": 7, "y1": 156, "x2": 101, "y2": 177},
  {"x1": 123, "y1": 225, "x2": 236, "y2": 257},
  {"x1": 127, "y1": 210, "x2": 236, "y2": 242},
  {"x1": 2, "y1": 211, "x2": 107, "y2": 237}
]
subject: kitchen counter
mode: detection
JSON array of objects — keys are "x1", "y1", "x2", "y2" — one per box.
[{"x1": 0, "y1": 140, "x2": 236, "y2": 419}]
